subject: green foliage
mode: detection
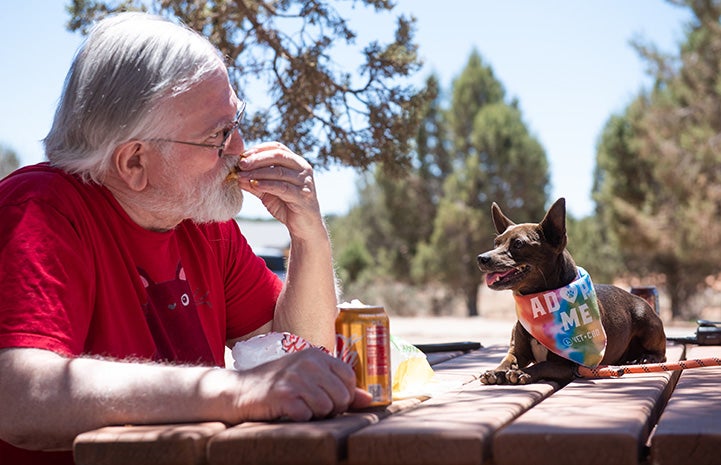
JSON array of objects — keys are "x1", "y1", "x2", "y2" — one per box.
[
  {"x1": 330, "y1": 74, "x2": 452, "y2": 284},
  {"x1": 413, "y1": 53, "x2": 549, "y2": 317},
  {"x1": 448, "y1": 49, "x2": 505, "y2": 156},
  {"x1": 335, "y1": 240, "x2": 373, "y2": 284},
  {"x1": 66, "y1": 0, "x2": 429, "y2": 172},
  {"x1": 565, "y1": 213, "x2": 622, "y2": 284},
  {"x1": 327, "y1": 201, "x2": 375, "y2": 286},
  {"x1": 412, "y1": 154, "x2": 492, "y2": 315},
  {"x1": 593, "y1": 0, "x2": 721, "y2": 318},
  {"x1": 334, "y1": 51, "x2": 550, "y2": 316},
  {"x1": 470, "y1": 102, "x2": 549, "y2": 217},
  {"x1": 0, "y1": 145, "x2": 20, "y2": 179}
]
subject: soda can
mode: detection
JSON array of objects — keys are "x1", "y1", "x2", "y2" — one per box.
[
  {"x1": 335, "y1": 302, "x2": 392, "y2": 407},
  {"x1": 630, "y1": 286, "x2": 660, "y2": 314}
]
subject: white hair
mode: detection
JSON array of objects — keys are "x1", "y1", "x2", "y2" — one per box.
[{"x1": 44, "y1": 12, "x2": 225, "y2": 183}]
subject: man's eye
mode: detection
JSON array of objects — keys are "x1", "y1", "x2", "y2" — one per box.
[{"x1": 205, "y1": 131, "x2": 222, "y2": 142}]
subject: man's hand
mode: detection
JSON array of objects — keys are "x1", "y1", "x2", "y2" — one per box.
[
  {"x1": 234, "y1": 142, "x2": 323, "y2": 240},
  {"x1": 232, "y1": 141, "x2": 340, "y2": 349},
  {"x1": 230, "y1": 348, "x2": 373, "y2": 422}
]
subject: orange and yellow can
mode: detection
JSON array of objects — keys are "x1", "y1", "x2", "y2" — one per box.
[{"x1": 335, "y1": 303, "x2": 392, "y2": 407}]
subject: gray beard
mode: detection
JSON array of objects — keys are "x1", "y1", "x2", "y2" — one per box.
[{"x1": 145, "y1": 154, "x2": 245, "y2": 224}]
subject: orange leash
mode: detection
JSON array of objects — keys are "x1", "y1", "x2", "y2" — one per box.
[{"x1": 576, "y1": 357, "x2": 721, "y2": 378}]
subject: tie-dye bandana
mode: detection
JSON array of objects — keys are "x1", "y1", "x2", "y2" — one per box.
[{"x1": 513, "y1": 267, "x2": 607, "y2": 367}]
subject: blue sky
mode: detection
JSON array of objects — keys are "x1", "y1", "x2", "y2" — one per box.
[{"x1": 0, "y1": 1, "x2": 691, "y2": 219}]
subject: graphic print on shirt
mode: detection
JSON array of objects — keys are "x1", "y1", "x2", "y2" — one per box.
[{"x1": 138, "y1": 262, "x2": 214, "y2": 365}]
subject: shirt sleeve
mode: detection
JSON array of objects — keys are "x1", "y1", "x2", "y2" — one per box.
[
  {"x1": 215, "y1": 221, "x2": 283, "y2": 340},
  {"x1": 0, "y1": 199, "x2": 95, "y2": 356}
]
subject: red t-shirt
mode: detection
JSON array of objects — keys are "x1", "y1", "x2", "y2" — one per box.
[{"x1": 0, "y1": 163, "x2": 283, "y2": 464}]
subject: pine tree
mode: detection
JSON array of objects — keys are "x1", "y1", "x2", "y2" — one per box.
[
  {"x1": 414, "y1": 52, "x2": 550, "y2": 316},
  {"x1": 66, "y1": 0, "x2": 428, "y2": 171},
  {"x1": 335, "y1": 75, "x2": 447, "y2": 281},
  {"x1": 594, "y1": 0, "x2": 721, "y2": 318}
]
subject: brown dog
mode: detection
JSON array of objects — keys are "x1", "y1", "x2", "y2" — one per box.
[{"x1": 476, "y1": 198, "x2": 666, "y2": 385}]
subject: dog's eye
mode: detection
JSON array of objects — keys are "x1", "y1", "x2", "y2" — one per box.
[{"x1": 512, "y1": 239, "x2": 524, "y2": 249}]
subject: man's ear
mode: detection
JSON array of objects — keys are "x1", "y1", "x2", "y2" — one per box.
[{"x1": 112, "y1": 140, "x2": 150, "y2": 192}]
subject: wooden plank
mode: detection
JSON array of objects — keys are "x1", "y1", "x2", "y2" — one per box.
[
  {"x1": 431, "y1": 345, "x2": 511, "y2": 381},
  {"x1": 650, "y1": 345, "x2": 721, "y2": 465},
  {"x1": 73, "y1": 422, "x2": 226, "y2": 465},
  {"x1": 493, "y1": 345, "x2": 685, "y2": 465},
  {"x1": 425, "y1": 350, "x2": 465, "y2": 366},
  {"x1": 207, "y1": 397, "x2": 424, "y2": 465},
  {"x1": 346, "y1": 347, "x2": 559, "y2": 465}
]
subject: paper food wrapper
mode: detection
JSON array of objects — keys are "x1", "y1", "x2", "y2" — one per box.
[{"x1": 231, "y1": 332, "x2": 322, "y2": 371}]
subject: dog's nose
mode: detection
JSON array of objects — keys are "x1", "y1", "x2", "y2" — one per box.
[{"x1": 477, "y1": 253, "x2": 490, "y2": 265}]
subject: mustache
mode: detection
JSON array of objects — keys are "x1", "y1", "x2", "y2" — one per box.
[{"x1": 221, "y1": 156, "x2": 242, "y2": 181}]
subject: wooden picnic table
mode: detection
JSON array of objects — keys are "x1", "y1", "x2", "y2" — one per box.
[{"x1": 73, "y1": 342, "x2": 721, "y2": 465}]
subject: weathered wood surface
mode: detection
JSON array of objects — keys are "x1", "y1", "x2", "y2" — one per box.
[
  {"x1": 73, "y1": 422, "x2": 226, "y2": 465},
  {"x1": 649, "y1": 345, "x2": 721, "y2": 465},
  {"x1": 493, "y1": 345, "x2": 685, "y2": 465},
  {"x1": 206, "y1": 397, "x2": 424, "y2": 465},
  {"x1": 346, "y1": 345, "x2": 559, "y2": 465},
  {"x1": 72, "y1": 342, "x2": 721, "y2": 465}
]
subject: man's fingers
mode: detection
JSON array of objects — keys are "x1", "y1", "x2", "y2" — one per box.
[
  {"x1": 240, "y1": 142, "x2": 309, "y2": 172},
  {"x1": 329, "y1": 355, "x2": 359, "y2": 389},
  {"x1": 282, "y1": 351, "x2": 361, "y2": 418},
  {"x1": 327, "y1": 356, "x2": 374, "y2": 411},
  {"x1": 234, "y1": 349, "x2": 375, "y2": 422},
  {"x1": 350, "y1": 388, "x2": 374, "y2": 410}
]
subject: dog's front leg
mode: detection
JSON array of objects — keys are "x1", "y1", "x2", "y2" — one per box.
[
  {"x1": 520, "y1": 358, "x2": 577, "y2": 384},
  {"x1": 480, "y1": 322, "x2": 535, "y2": 385},
  {"x1": 479, "y1": 352, "x2": 520, "y2": 385}
]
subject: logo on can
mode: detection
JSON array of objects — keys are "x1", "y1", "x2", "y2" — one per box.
[{"x1": 335, "y1": 302, "x2": 392, "y2": 407}]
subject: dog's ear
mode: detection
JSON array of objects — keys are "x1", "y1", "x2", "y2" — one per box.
[
  {"x1": 540, "y1": 198, "x2": 567, "y2": 250},
  {"x1": 491, "y1": 202, "x2": 515, "y2": 234}
]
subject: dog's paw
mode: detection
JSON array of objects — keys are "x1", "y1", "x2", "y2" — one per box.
[
  {"x1": 479, "y1": 370, "x2": 506, "y2": 385},
  {"x1": 480, "y1": 369, "x2": 532, "y2": 385},
  {"x1": 505, "y1": 369, "x2": 532, "y2": 385}
]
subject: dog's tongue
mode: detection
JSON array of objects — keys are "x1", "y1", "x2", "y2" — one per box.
[{"x1": 486, "y1": 269, "x2": 515, "y2": 286}]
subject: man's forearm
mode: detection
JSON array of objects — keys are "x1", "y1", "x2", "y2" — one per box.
[
  {"x1": 273, "y1": 231, "x2": 338, "y2": 349},
  {"x1": 0, "y1": 348, "x2": 234, "y2": 451}
]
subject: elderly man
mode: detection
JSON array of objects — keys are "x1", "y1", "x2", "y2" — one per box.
[{"x1": 0, "y1": 12, "x2": 369, "y2": 464}]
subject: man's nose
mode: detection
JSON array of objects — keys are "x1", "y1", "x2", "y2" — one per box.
[{"x1": 226, "y1": 128, "x2": 245, "y2": 156}]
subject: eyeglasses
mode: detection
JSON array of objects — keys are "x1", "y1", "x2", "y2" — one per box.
[{"x1": 152, "y1": 100, "x2": 246, "y2": 157}]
